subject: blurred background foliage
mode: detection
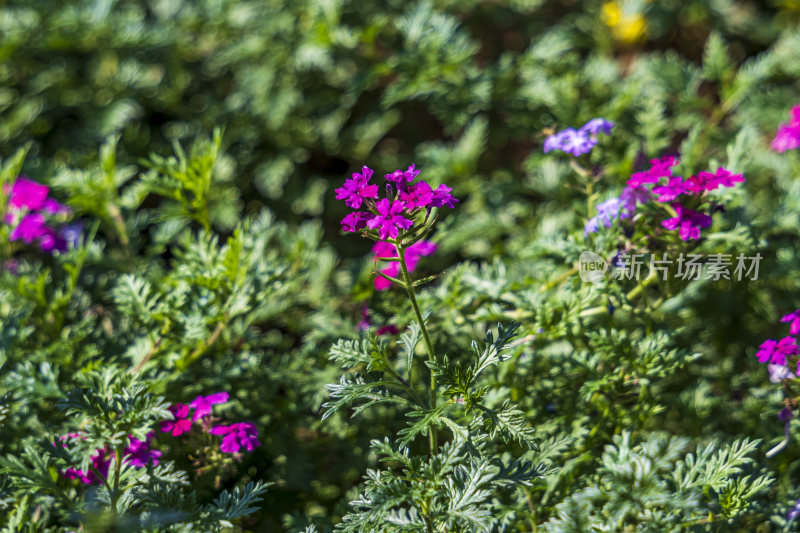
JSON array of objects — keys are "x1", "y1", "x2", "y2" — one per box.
[
  {"x1": 2, "y1": 0, "x2": 797, "y2": 255},
  {"x1": 2, "y1": 0, "x2": 800, "y2": 530}
]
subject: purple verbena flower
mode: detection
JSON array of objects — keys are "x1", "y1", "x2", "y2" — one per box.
[
  {"x1": 772, "y1": 125, "x2": 800, "y2": 152},
  {"x1": 334, "y1": 166, "x2": 379, "y2": 209},
  {"x1": 376, "y1": 325, "x2": 399, "y2": 335},
  {"x1": 430, "y1": 184, "x2": 458, "y2": 208},
  {"x1": 63, "y1": 447, "x2": 111, "y2": 485},
  {"x1": 189, "y1": 392, "x2": 229, "y2": 422},
  {"x1": 5, "y1": 177, "x2": 49, "y2": 211},
  {"x1": 161, "y1": 404, "x2": 193, "y2": 436},
  {"x1": 660, "y1": 203, "x2": 712, "y2": 241},
  {"x1": 771, "y1": 105, "x2": 800, "y2": 153},
  {"x1": 42, "y1": 198, "x2": 71, "y2": 216},
  {"x1": 781, "y1": 310, "x2": 800, "y2": 336},
  {"x1": 4, "y1": 177, "x2": 76, "y2": 254},
  {"x1": 627, "y1": 156, "x2": 678, "y2": 187},
  {"x1": 341, "y1": 211, "x2": 372, "y2": 232},
  {"x1": 367, "y1": 199, "x2": 414, "y2": 241},
  {"x1": 385, "y1": 164, "x2": 421, "y2": 185},
  {"x1": 708, "y1": 167, "x2": 745, "y2": 189},
  {"x1": 9, "y1": 213, "x2": 48, "y2": 244},
  {"x1": 688, "y1": 168, "x2": 745, "y2": 192},
  {"x1": 399, "y1": 181, "x2": 435, "y2": 210},
  {"x1": 358, "y1": 305, "x2": 371, "y2": 331},
  {"x1": 210, "y1": 422, "x2": 260, "y2": 453},
  {"x1": 124, "y1": 432, "x2": 161, "y2": 467},
  {"x1": 39, "y1": 228, "x2": 67, "y2": 253},
  {"x1": 338, "y1": 163, "x2": 456, "y2": 240},
  {"x1": 756, "y1": 336, "x2": 799, "y2": 366},
  {"x1": 652, "y1": 176, "x2": 692, "y2": 202}
]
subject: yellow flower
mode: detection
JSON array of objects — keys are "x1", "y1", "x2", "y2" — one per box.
[{"x1": 602, "y1": 1, "x2": 648, "y2": 45}]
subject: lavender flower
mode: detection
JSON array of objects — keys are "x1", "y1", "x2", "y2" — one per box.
[
  {"x1": 769, "y1": 364, "x2": 796, "y2": 383},
  {"x1": 584, "y1": 198, "x2": 627, "y2": 235},
  {"x1": 788, "y1": 497, "x2": 800, "y2": 522},
  {"x1": 579, "y1": 118, "x2": 615, "y2": 135},
  {"x1": 619, "y1": 185, "x2": 651, "y2": 211},
  {"x1": 58, "y1": 222, "x2": 84, "y2": 249},
  {"x1": 585, "y1": 186, "x2": 650, "y2": 236},
  {"x1": 543, "y1": 118, "x2": 614, "y2": 157}
]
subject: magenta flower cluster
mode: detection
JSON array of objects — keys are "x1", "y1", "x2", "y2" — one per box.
[
  {"x1": 543, "y1": 118, "x2": 614, "y2": 157},
  {"x1": 629, "y1": 156, "x2": 743, "y2": 241},
  {"x1": 337, "y1": 164, "x2": 457, "y2": 240},
  {"x1": 756, "y1": 309, "x2": 800, "y2": 380},
  {"x1": 210, "y1": 423, "x2": 260, "y2": 453},
  {"x1": 160, "y1": 392, "x2": 260, "y2": 454},
  {"x1": 771, "y1": 105, "x2": 800, "y2": 153},
  {"x1": 57, "y1": 432, "x2": 161, "y2": 485},
  {"x1": 3, "y1": 177, "x2": 77, "y2": 252}
]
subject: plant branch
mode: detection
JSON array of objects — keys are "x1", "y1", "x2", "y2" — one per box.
[{"x1": 397, "y1": 244, "x2": 438, "y2": 455}]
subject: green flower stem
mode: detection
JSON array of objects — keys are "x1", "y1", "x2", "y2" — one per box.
[
  {"x1": 374, "y1": 270, "x2": 405, "y2": 286},
  {"x1": 397, "y1": 244, "x2": 438, "y2": 455},
  {"x1": 540, "y1": 266, "x2": 578, "y2": 292},
  {"x1": 106, "y1": 202, "x2": 130, "y2": 250},
  {"x1": 178, "y1": 317, "x2": 226, "y2": 370},
  {"x1": 111, "y1": 444, "x2": 124, "y2": 516},
  {"x1": 578, "y1": 272, "x2": 661, "y2": 319},
  {"x1": 569, "y1": 160, "x2": 594, "y2": 216},
  {"x1": 383, "y1": 362, "x2": 427, "y2": 408}
]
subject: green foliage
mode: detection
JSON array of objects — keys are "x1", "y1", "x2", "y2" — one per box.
[
  {"x1": 2, "y1": 0, "x2": 800, "y2": 531},
  {"x1": 543, "y1": 432, "x2": 772, "y2": 532},
  {"x1": 0, "y1": 367, "x2": 271, "y2": 531}
]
